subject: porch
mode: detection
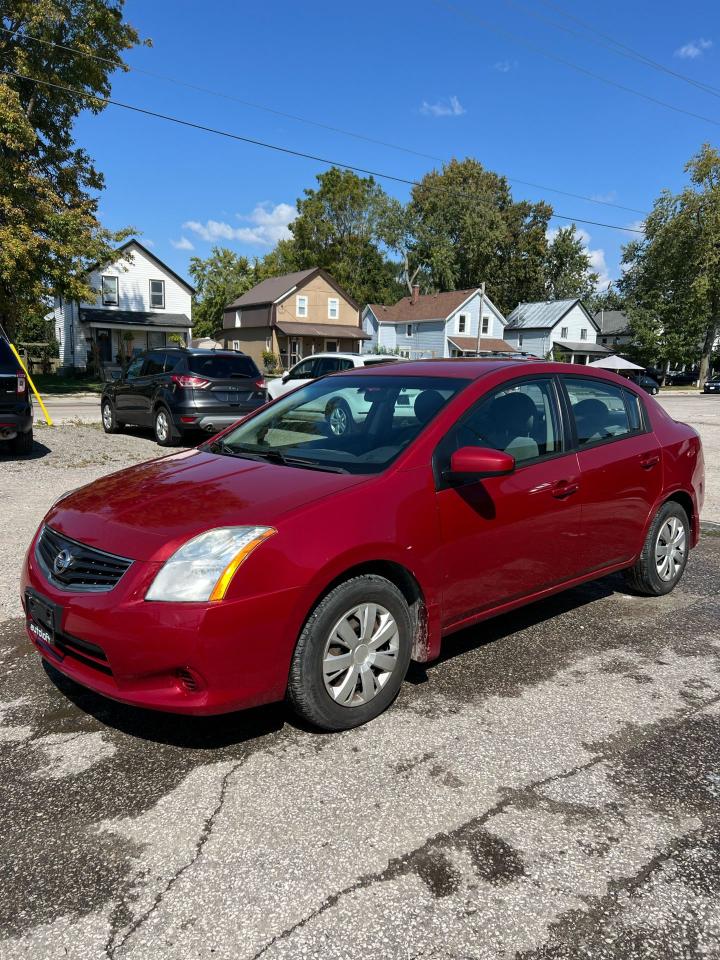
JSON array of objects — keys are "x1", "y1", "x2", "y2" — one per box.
[
  {"x1": 275, "y1": 320, "x2": 370, "y2": 369},
  {"x1": 79, "y1": 309, "x2": 191, "y2": 373},
  {"x1": 553, "y1": 340, "x2": 614, "y2": 365}
]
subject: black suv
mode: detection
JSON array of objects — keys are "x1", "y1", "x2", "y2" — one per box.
[
  {"x1": 0, "y1": 335, "x2": 33, "y2": 454},
  {"x1": 101, "y1": 347, "x2": 267, "y2": 445}
]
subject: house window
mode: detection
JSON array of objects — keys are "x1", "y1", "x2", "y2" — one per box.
[
  {"x1": 580, "y1": 328, "x2": 588, "y2": 341},
  {"x1": 296, "y1": 295, "x2": 308, "y2": 318},
  {"x1": 560, "y1": 326, "x2": 568, "y2": 339},
  {"x1": 518, "y1": 334, "x2": 524, "y2": 348},
  {"x1": 150, "y1": 279, "x2": 165, "y2": 310},
  {"x1": 457, "y1": 314, "x2": 468, "y2": 334},
  {"x1": 101, "y1": 275, "x2": 118, "y2": 306},
  {"x1": 406, "y1": 324, "x2": 413, "y2": 337},
  {"x1": 602, "y1": 337, "x2": 608, "y2": 344},
  {"x1": 481, "y1": 316, "x2": 489, "y2": 335},
  {"x1": 325, "y1": 339, "x2": 338, "y2": 352},
  {"x1": 328, "y1": 298, "x2": 339, "y2": 320}
]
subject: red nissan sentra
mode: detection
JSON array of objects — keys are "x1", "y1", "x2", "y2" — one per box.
[{"x1": 21, "y1": 360, "x2": 704, "y2": 730}]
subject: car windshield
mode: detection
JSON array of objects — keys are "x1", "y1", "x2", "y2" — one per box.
[
  {"x1": 186, "y1": 354, "x2": 259, "y2": 379},
  {"x1": 206, "y1": 375, "x2": 469, "y2": 474}
]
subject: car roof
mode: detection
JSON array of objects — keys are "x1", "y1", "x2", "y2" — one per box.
[{"x1": 299, "y1": 352, "x2": 366, "y2": 361}]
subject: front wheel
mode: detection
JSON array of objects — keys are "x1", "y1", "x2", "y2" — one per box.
[
  {"x1": 288, "y1": 575, "x2": 413, "y2": 731},
  {"x1": 624, "y1": 501, "x2": 690, "y2": 596},
  {"x1": 101, "y1": 400, "x2": 121, "y2": 434}
]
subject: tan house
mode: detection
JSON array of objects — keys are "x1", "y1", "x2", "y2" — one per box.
[{"x1": 218, "y1": 268, "x2": 368, "y2": 368}]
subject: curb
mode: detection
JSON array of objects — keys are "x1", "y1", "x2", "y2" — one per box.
[{"x1": 701, "y1": 520, "x2": 720, "y2": 535}]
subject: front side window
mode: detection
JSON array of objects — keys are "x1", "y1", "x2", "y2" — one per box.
[
  {"x1": 296, "y1": 295, "x2": 308, "y2": 318},
  {"x1": 328, "y1": 298, "x2": 339, "y2": 320},
  {"x1": 102, "y1": 275, "x2": 118, "y2": 306},
  {"x1": 288, "y1": 358, "x2": 316, "y2": 380},
  {"x1": 481, "y1": 316, "x2": 489, "y2": 335},
  {"x1": 150, "y1": 279, "x2": 165, "y2": 309},
  {"x1": 563, "y1": 377, "x2": 631, "y2": 446},
  {"x1": 438, "y1": 377, "x2": 562, "y2": 468},
  {"x1": 124, "y1": 357, "x2": 144, "y2": 380},
  {"x1": 211, "y1": 375, "x2": 468, "y2": 475}
]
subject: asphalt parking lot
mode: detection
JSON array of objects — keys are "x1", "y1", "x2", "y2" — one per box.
[{"x1": 1, "y1": 395, "x2": 719, "y2": 959}]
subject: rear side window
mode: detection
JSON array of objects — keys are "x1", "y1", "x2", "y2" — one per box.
[
  {"x1": 142, "y1": 353, "x2": 165, "y2": 376},
  {"x1": 0, "y1": 338, "x2": 16, "y2": 372},
  {"x1": 623, "y1": 389, "x2": 644, "y2": 432},
  {"x1": 564, "y1": 377, "x2": 631, "y2": 446},
  {"x1": 314, "y1": 357, "x2": 342, "y2": 376},
  {"x1": 186, "y1": 354, "x2": 259, "y2": 379}
]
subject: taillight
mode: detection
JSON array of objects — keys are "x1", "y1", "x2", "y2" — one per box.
[
  {"x1": 255, "y1": 378, "x2": 267, "y2": 390},
  {"x1": 17, "y1": 373, "x2": 26, "y2": 394},
  {"x1": 171, "y1": 374, "x2": 211, "y2": 389}
]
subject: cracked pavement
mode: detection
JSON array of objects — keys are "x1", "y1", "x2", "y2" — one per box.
[{"x1": 2, "y1": 414, "x2": 720, "y2": 959}]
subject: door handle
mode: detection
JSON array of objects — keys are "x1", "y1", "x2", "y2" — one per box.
[
  {"x1": 640, "y1": 456, "x2": 660, "y2": 470},
  {"x1": 552, "y1": 481, "x2": 579, "y2": 499}
]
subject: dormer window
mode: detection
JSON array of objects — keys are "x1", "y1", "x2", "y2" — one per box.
[
  {"x1": 296, "y1": 295, "x2": 308, "y2": 318},
  {"x1": 328, "y1": 297, "x2": 339, "y2": 320},
  {"x1": 457, "y1": 314, "x2": 468, "y2": 334},
  {"x1": 150, "y1": 279, "x2": 165, "y2": 310},
  {"x1": 481, "y1": 316, "x2": 489, "y2": 335},
  {"x1": 101, "y1": 275, "x2": 118, "y2": 306}
]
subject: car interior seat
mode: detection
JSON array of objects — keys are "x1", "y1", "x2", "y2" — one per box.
[
  {"x1": 572, "y1": 398, "x2": 611, "y2": 443},
  {"x1": 487, "y1": 392, "x2": 540, "y2": 461}
]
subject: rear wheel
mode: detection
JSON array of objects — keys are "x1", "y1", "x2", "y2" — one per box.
[
  {"x1": 325, "y1": 398, "x2": 354, "y2": 437},
  {"x1": 10, "y1": 428, "x2": 33, "y2": 455},
  {"x1": 288, "y1": 575, "x2": 413, "y2": 731},
  {"x1": 154, "y1": 406, "x2": 177, "y2": 447},
  {"x1": 624, "y1": 501, "x2": 690, "y2": 596}
]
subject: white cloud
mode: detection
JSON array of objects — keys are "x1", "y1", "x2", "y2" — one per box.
[
  {"x1": 493, "y1": 60, "x2": 517, "y2": 73},
  {"x1": 674, "y1": 37, "x2": 712, "y2": 59},
  {"x1": 420, "y1": 95, "x2": 466, "y2": 117},
  {"x1": 183, "y1": 202, "x2": 295, "y2": 247},
  {"x1": 590, "y1": 190, "x2": 618, "y2": 204},
  {"x1": 171, "y1": 236, "x2": 194, "y2": 251}
]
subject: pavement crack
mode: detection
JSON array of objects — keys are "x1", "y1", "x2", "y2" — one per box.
[{"x1": 104, "y1": 759, "x2": 243, "y2": 959}]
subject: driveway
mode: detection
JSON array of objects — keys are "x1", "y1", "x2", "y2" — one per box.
[{"x1": 1, "y1": 410, "x2": 720, "y2": 959}]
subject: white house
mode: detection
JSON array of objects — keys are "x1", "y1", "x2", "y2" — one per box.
[
  {"x1": 51, "y1": 240, "x2": 194, "y2": 372},
  {"x1": 504, "y1": 299, "x2": 612, "y2": 364},
  {"x1": 362, "y1": 286, "x2": 512, "y2": 359}
]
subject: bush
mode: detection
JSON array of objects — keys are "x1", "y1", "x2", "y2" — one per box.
[{"x1": 262, "y1": 350, "x2": 280, "y2": 373}]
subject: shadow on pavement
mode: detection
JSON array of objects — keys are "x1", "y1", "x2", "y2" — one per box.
[{"x1": 0, "y1": 438, "x2": 52, "y2": 461}]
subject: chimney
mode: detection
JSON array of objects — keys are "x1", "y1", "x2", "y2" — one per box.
[{"x1": 411, "y1": 284, "x2": 419, "y2": 304}]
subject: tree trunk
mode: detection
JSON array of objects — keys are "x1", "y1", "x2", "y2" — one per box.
[{"x1": 699, "y1": 318, "x2": 719, "y2": 386}]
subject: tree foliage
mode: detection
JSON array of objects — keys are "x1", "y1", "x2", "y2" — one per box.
[
  {"x1": 0, "y1": 2, "x2": 142, "y2": 340},
  {"x1": 545, "y1": 225, "x2": 599, "y2": 301},
  {"x1": 188, "y1": 247, "x2": 255, "y2": 338},
  {"x1": 621, "y1": 144, "x2": 720, "y2": 381}
]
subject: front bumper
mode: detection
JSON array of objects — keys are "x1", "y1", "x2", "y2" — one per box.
[{"x1": 21, "y1": 533, "x2": 301, "y2": 715}]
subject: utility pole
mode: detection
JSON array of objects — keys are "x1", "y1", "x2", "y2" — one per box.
[{"x1": 475, "y1": 281, "x2": 486, "y2": 356}]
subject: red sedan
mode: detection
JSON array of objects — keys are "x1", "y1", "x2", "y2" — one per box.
[{"x1": 21, "y1": 360, "x2": 704, "y2": 730}]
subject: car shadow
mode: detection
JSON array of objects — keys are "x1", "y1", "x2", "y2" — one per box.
[
  {"x1": 115, "y1": 424, "x2": 198, "y2": 449},
  {"x1": 0, "y1": 438, "x2": 52, "y2": 460},
  {"x1": 42, "y1": 661, "x2": 287, "y2": 749}
]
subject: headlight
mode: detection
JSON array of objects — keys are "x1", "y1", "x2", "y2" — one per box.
[{"x1": 145, "y1": 526, "x2": 276, "y2": 603}]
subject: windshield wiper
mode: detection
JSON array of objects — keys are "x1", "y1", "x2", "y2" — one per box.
[{"x1": 223, "y1": 444, "x2": 348, "y2": 473}]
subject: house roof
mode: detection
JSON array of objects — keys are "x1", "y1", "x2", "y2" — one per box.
[
  {"x1": 447, "y1": 336, "x2": 517, "y2": 353},
  {"x1": 224, "y1": 268, "x2": 360, "y2": 312},
  {"x1": 89, "y1": 240, "x2": 195, "y2": 294},
  {"x1": 79, "y1": 308, "x2": 190, "y2": 328},
  {"x1": 366, "y1": 288, "x2": 481, "y2": 324},
  {"x1": 275, "y1": 320, "x2": 370, "y2": 340},
  {"x1": 506, "y1": 299, "x2": 597, "y2": 331},
  {"x1": 555, "y1": 340, "x2": 612, "y2": 354},
  {"x1": 594, "y1": 310, "x2": 631, "y2": 335}
]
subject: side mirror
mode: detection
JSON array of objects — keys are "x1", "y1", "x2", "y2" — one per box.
[
  {"x1": 281, "y1": 373, "x2": 289, "y2": 383},
  {"x1": 449, "y1": 446, "x2": 515, "y2": 479}
]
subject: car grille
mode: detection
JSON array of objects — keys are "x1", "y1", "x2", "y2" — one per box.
[
  {"x1": 36, "y1": 526, "x2": 133, "y2": 592},
  {"x1": 54, "y1": 631, "x2": 112, "y2": 675}
]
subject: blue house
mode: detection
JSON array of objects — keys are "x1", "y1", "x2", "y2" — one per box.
[
  {"x1": 504, "y1": 299, "x2": 611, "y2": 364},
  {"x1": 361, "y1": 285, "x2": 512, "y2": 358}
]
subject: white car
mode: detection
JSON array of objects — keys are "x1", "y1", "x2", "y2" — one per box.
[{"x1": 267, "y1": 352, "x2": 403, "y2": 436}]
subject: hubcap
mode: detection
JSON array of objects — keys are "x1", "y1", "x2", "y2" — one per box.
[
  {"x1": 156, "y1": 411, "x2": 169, "y2": 441},
  {"x1": 322, "y1": 603, "x2": 400, "y2": 707},
  {"x1": 328, "y1": 405, "x2": 348, "y2": 436},
  {"x1": 102, "y1": 404, "x2": 112, "y2": 429},
  {"x1": 655, "y1": 516, "x2": 686, "y2": 581}
]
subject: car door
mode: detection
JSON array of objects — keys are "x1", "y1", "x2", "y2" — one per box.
[
  {"x1": 113, "y1": 356, "x2": 145, "y2": 420},
  {"x1": 271, "y1": 358, "x2": 318, "y2": 399},
  {"x1": 561, "y1": 376, "x2": 663, "y2": 573},
  {"x1": 136, "y1": 352, "x2": 166, "y2": 422},
  {"x1": 435, "y1": 375, "x2": 582, "y2": 627}
]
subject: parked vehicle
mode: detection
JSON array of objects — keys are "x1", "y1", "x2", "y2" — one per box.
[
  {"x1": 23, "y1": 360, "x2": 704, "y2": 731},
  {"x1": 703, "y1": 375, "x2": 720, "y2": 395},
  {"x1": 666, "y1": 370, "x2": 697, "y2": 387},
  {"x1": 0, "y1": 335, "x2": 33, "y2": 454},
  {"x1": 100, "y1": 347, "x2": 267, "y2": 445},
  {"x1": 626, "y1": 373, "x2": 660, "y2": 396}
]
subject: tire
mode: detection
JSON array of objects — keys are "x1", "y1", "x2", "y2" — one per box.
[
  {"x1": 101, "y1": 400, "x2": 121, "y2": 434},
  {"x1": 651, "y1": 387, "x2": 659, "y2": 396},
  {"x1": 624, "y1": 501, "x2": 690, "y2": 596},
  {"x1": 325, "y1": 398, "x2": 354, "y2": 437},
  {"x1": 154, "y1": 405, "x2": 177, "y2": 447},
  {"x1": 288, "y1": 575, "x2": 413, "y2": 731},
  {"x1": 10, "y1": 428, "x2": 33, "y2": 455}
]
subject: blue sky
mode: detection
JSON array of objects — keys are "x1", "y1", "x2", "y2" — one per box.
[{"x1": 76, "y1": 0, "x2": 720, "y2": 296}]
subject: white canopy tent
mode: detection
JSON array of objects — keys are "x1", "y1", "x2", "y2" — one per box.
[{"x1": 588, "y1": 355, "x2": 644, "y2": 371}]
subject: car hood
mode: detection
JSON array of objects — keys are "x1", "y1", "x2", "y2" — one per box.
[{"x1": 45, "y1": 449, "x2": 369, "y2": 562}]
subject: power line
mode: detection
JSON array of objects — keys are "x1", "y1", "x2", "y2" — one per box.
[
  {"x1": 433, "y1": 0, "x2": 720, "y2": 128},
  {"x1": 535, "y1": 0, "x2": 720, "y2": 100},
  {"x1": 4, "y1": 69, "x2": 645, "y2": 235},
  {"x1": 0, "y1": 23, "x2": 648, "y2": 216}
]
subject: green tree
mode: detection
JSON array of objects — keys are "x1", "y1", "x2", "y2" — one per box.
[
  {"x1": 0, "y1": 2, "x2": 142, "y2": 340},
  {"x1": 544, "y1": 225, "x2": 599, "y2": 301},
  {"x1": 621, "y1": 144, "x2": 720, "y2": 383},
  {"x1": 188, "y1": 247, "x2": 255, "y2": 338},
  {"x1": 288, "y1": 167, "x2": 402, "y2": 305},
  {"x1": 408, "y1": 159, "x2": 553, "y2": 314}
]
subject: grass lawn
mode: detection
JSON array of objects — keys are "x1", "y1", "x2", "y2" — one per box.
[{"x1": 31, "y1": 373, "x2": 104, "y2": 395}]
